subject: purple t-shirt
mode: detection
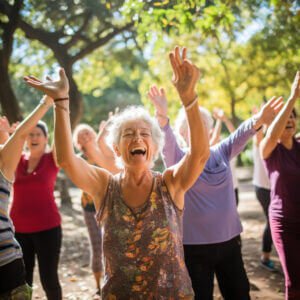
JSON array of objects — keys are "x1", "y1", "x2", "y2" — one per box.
[
  {"x1": 264, "y1": 139, "x2": 300, "y2": 221},
  {"x1": 162, "y1": 118, "x2": 256, "y2": 244}
]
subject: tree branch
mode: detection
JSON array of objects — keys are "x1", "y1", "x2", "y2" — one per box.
[
  {"x1": 71, "y1": 21, "x2": 134, "y2": 63},
  {"x1": 64, "y1": 11, "x2": 93, "y2": 49},
  {"x1": 18, "y1": 19, "x2": 64, "y2": 50}
]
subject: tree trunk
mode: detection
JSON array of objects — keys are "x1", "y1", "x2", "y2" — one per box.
[
  {"x1": 230, "y1": 96, "x2": 238, "y2": 127},
  {"x1": 0, "y1": 0, "x2": 23, "y2": 122},
  {"x1": 0, "y1": 65, "x2": 23, "y2": 122}
]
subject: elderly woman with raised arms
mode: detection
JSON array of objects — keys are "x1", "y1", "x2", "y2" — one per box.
[
  {"x1": 260, "y1": 71, "x2": 300, "y2": 300},
  {"x1": 24, "y1": 46, "x2": 210, "y2": 299}
]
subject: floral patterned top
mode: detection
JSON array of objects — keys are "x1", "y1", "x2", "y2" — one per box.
[{"x1": 96, "y1": 172, "x2": 194, "y2": 300}]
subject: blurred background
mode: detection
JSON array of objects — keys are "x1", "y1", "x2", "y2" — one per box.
[{"x1": 0, "y1": 0, "x2": 299, "y2": 166}]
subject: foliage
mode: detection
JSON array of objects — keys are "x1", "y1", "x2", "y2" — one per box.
[{"x1": 0, "y1": 0, "x2": 299, "y2": 137}]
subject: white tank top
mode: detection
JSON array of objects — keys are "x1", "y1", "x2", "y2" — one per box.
[{"x1": 252, "y1": 144, "x2": 270, "y2": 189}]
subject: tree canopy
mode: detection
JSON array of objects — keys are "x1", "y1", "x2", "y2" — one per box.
[{"x1": 0, "y1": 0, "x2": 299, "y2": 130}]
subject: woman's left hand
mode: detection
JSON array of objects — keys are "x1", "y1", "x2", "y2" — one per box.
[
  {"x1": 254, "y1": 96, "x2": 284, "y2": 129},
  {"x1": 24, "y1": 68, "x2": 69, "y2": 100}
]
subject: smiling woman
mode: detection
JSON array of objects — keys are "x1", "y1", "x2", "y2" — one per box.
[
  {"x1": 260, "y1": 71, "x2": 300, "y2": 300},
  {"x1": 9, "y1": 119, "x2": 62, "y2": 300},
  {"x1": 106, "y1": 106, "x2": 164, "y2": 169},
  {"x1": 24, "y1": 46, "x2": 210, "y2": 299}
]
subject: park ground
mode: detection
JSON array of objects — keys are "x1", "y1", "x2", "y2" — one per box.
[{"x1": 32, "y1": 167, "x2": 285, "y2": 300}]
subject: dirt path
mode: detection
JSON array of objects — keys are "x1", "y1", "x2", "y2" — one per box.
[{"x1": 32, "y1": 181, "x2": 284, "y2": 300}]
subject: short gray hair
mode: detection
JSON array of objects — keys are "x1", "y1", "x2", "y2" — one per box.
[
  {"x1": 106, "y1": 106, "x2": 165, "y2": 168},
  {"x1": 174, "y1": 106, "x2": 213, "y2": 144},
  {"x1": 72, "y1": 123, "x2": 96, "y2": 150}
]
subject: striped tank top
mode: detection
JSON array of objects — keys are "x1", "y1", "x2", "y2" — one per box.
[{"x1": 0, "y1": 170, "x2": 22, "y2": 267}]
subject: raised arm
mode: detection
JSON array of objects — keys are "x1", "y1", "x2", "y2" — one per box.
[
  {"x1": 0, "y1": 116, "x2": 12, "y2": 144},
  {"x1": 217, "y1": 95, "x2": 284, "y2": 160},
  {"x1": 261, "y1": 71, "x2": 300, "y2": 159},
  {"x1": 210, "y1": 108, "x2": 223, "y2": 146},
  {"x1": 0, "y1": 96, "x2": 53, "y2": 181},
  {"x1": 95, "y1": 113, "x2": 120, "y2": 174},
  {"x1": 24, "y1": 69, "x2": 110, "y2": 209},
  {"x1": 147, "y1": 85, "x2": 169, "y2": 128},
  {"x1": 163, "y1": 47, "x2": 210, "y2": 208}
]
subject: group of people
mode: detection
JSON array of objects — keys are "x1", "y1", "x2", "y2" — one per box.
[{"x1": 0, "y1": 46, "x2": 299, "y2": 300}]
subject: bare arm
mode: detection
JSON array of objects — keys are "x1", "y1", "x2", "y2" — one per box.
[
  {"x1": 0, "y1": 96, "x2": 53, "y2": 181},
  {"x1": 223, "y1": 116, "x2": 235, "y2": 133},
  {"x1": 210, "y1": 118, "x2": 222, "y2": 146},
  {"x1": 24, "y1": 69, "x2": 110, "y2": 208},
  {"x1": 0, "y1": 116, "x2": 11, "y2": 144},
  {"x1": 162, "y1": 47, "x2": 210, "y2": 209},
  {"x1": 96, "y1": 117, "x2": 120, "y2": 174},
  {"x1": 261, "y1": 71, "x2": 300, "y2": 159}
]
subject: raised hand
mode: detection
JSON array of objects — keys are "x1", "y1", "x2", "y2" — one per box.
[
  {"x1": 147, "y1": 85, "x2": 168, "y2": 117},
  {"x1": 256, "y1": 96, "x2": 284, "y2": 127},
  {"x1": 169, "y1": 46, "x2": 200, "y2": 106},
  {"x1": 0, "y1": 116, "x2": 19, "y2": 134},
  {"x1": 213, "y1": 108, "x2": 225, "y2": 121},
  {"x1": 0, "y1": 116, "x2": 12, "y2": 133},
  {"x1": 290, "y1": 71, "x2": 300, "y2": 100},
  {"x1": 24, "y1": 68, "x2": 69, "y2": 100}
]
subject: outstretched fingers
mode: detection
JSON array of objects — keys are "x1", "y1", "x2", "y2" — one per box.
[
  {"x1": 150, "y1": 85, "x2": 159, "y2": 96},
  {"x1": 23, "y1": 77, "x2": 43, "y2": 89},
  {"x1": 169, "y1": 52, "x2": 179, "y2": 83},
  {"x1": 160, "y1": 87, "x2": 165, "y2": 97},
  {"x1": 27, "y1": 75, "x2": 42, "y2": 83}
]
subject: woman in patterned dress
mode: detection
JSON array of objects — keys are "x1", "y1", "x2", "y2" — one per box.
[{"x1": 24, "y1": 46, "x2": 210, "y2": 299}]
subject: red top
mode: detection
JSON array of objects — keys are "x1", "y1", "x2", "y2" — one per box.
[{"x1": 10, "y1": 152, "x2": 60, "y2": 233}]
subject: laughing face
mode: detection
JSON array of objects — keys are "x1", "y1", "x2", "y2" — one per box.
[
  {"x1": 114, "y1": 119, "x2": 157, "y2": 169},
  {"x1": 26, "y1": 126, "x2": 48, "y2": 152},
  {"x1": 281, "y1": 111, "x2": 297, "y2": 140},
  {"x1": 77, "y1": 128, "x2": 96, "y2": 152}
]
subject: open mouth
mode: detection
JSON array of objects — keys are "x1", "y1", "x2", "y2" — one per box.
[
  {"x1": 31, "y1": 143, "x2": 39, "y2": 146},
  {"x1": 130, "y1": 147, "x2": 146, "y2": 156}
]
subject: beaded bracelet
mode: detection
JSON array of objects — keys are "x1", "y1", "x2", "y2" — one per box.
[{"x1": 184, "y1": 95, "x2": 198, "y2": 111}]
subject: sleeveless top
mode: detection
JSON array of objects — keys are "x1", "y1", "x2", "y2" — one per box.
[
  {"x1": 252, "y1": 144, "x2": 270, "y2": 189},
  {"x1": 0, "y1": 170, "x2": 22, "y2": 267},
  {"x1": 10, "y1": 152, "x2": 60, "y2": 233},
  {"x1": 96, "y1": 172, "x2": 194, "y2": 299}
]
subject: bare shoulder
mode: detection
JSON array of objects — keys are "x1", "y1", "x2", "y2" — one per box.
[
  {"x1": 162, "y1": 167, "x2": 184, "y2": 210},
  {"x1": 91, "y1": 166, "x2": 114, "y2": 211},
  {"x1": 162, "y1": 167, "x2": 176, "y2": 196},
  {"x1": 91, "y1": 166, "x2": 112, "y2": 193}
]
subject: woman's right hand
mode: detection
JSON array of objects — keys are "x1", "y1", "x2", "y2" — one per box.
[
  {"x1": 169, "y1": 46, "x2": 200, "y2": 106},
  {"x1": 24, "y1": 68, "x2": 69, "y2": 100},
  {"x1": 289, "y1": 71, "x2": 300, "y2": 100}
]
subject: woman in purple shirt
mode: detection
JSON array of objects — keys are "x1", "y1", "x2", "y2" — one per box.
[
  {"x1": 261, "y1": 71, "x2": 300, "y2": 300},
  {"x1": 148, "y1": 85, "x2": 282, "y2": 300}
]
